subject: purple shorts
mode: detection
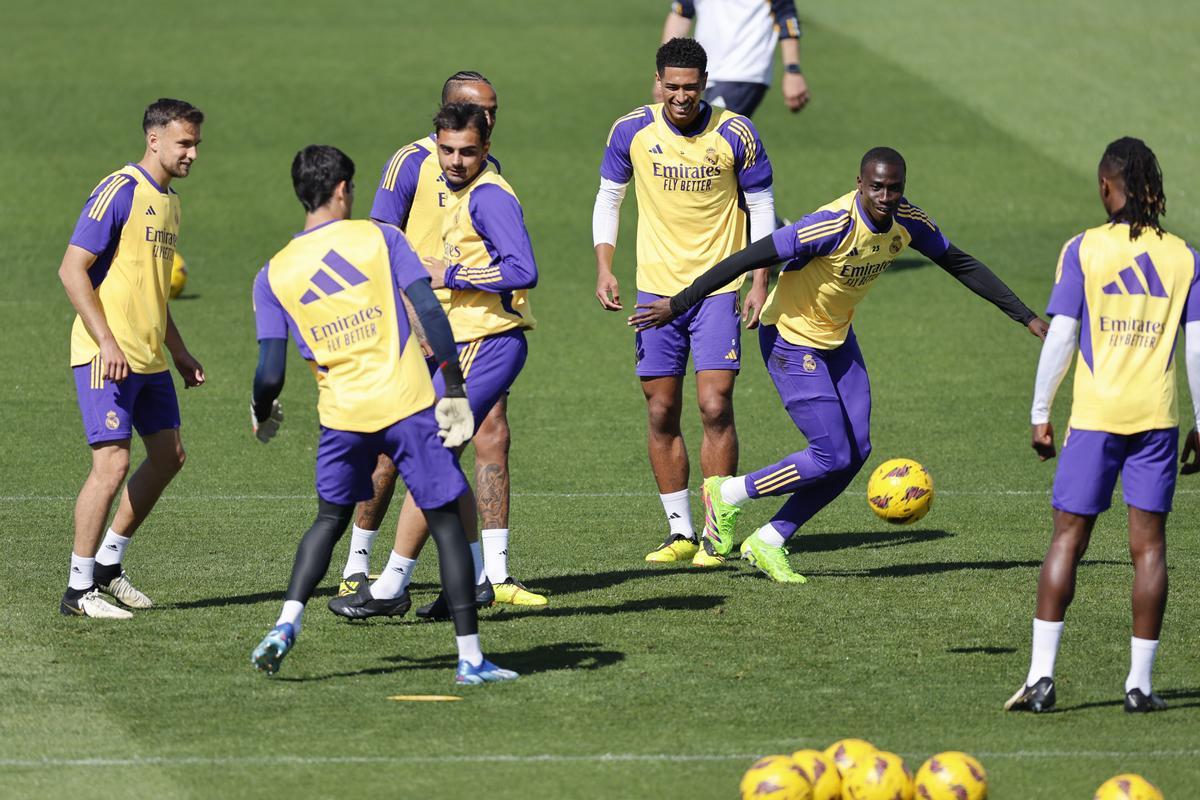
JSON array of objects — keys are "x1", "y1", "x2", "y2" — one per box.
[
  {"x1": 73, "y1": 362, "x2": 180, "y2": 445},
  {"x1": 635, "y1": 290, "x2": 741, "y2": 376},
  {"x1": 431, "y1": 329, "x2": 527, "y2": 432},
  {"x1": 315, "y1": 406, "x2": 468, "y2": 508},
  {"x1": 1052, "y1": 427, "x2": 1178, "y2": 515}
]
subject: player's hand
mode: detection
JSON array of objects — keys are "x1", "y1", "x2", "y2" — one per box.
[
  {"x1": 596, "y1": 272, "x2": 622, "y2": 311},
  {"x1": 422, "y1": 257, "x2": 447, "y2": 289},
  {"x1": 435, "y1": 396, "x2": 473, "y2": 449},
  {"x1": 742, "y1": 283, "x2": 767, "y2": 329},
  {"x1": 1027, "y1": 317, "x2": 1050, "y2": 341},
  {"x1": 628, "y1": 298, "x2": 676, "y2": 332},
  {"x1": 1031, "y1": 422, "x2": 1056, "y2": 461},
  {"x1": 99, "y1": 337, "x2": 129, "y2": 383},
  {"x1": 252, "y1": 399, "x2": 283, "y2": 444},
  {"x1": 172, "y1": 349, "x2": 206, "y2": 388},
  {"x1": 782, "y1": 72, "x2": 810, "y2": 112},
  {"x1": 1181, "y1": 428, "x2": 1200, "y2": 475}
]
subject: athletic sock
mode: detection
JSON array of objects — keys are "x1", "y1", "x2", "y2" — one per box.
[
  {"x1": 469, "y1": 541, "x2": 485, "y2": 584},
  {"x1": 755, "y1": 523, "x2": 787, "y2": 548},
  {"x1": 370, "y1": 551, "x2": 417, "y2": 600},
  {"x1": 481, "y1": 529, "x2": 510, "y2": 584},
  {"x1": 343, "y1": 525, "x2": 377, "y2": 577},
  {"x1": 720, "y1": 476, "x2": 751, "y2": 507},
  {"x1": 1125, "y1": 636, "x2": 1159, "y2": 694},
  {"x1": 68, "y1": 552, "x2": 95, "y2": 591},
  {"x1": 94, "y1": 529, "x2": 130, "y2": 567},
  {"x1": 659, "y1": 489, "x2": 695, "y2": 540},
  {"x1": 1026, "y1": 618, "x2": 1065, "y2": 685},
  {"x1": 456, "y1": 634, "x2": 483, "y2": 667},
  {"x1": 275, "y1": 600, "x2": 305, "y2": 636}
]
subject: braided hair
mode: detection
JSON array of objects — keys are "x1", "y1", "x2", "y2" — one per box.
[{"x1": 1100, "y1": 137, "x2": 1165, "y2": 239}]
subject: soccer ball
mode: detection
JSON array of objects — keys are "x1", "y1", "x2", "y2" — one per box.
[
  {"x1": 1093, "y1": 774, "x2": 1164, "y2": 800},
  {"x1": 842, "y1": 751, "x2": 913, "y2": 800},
  {"x1": 739, "y1": 755, "x2": 812, "y2": 800},
  {"x1": 789, "y1": 749, "x2": 841, "y2": 800},
  {"x1": 914, "y1": 751, "x2": 988, "y2": 799},
  {"x1": 823, "y1": 738, "x2": 877, "y2": 777},
  {"x1": 866, "y1": 458, "x2": 933, "y2": 524},
  {"x1": 169, "y1": 251, "x2": 188, "y2": 299}
]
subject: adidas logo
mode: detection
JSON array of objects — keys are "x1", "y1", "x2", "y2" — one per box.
[
  {"x1": 1102, "y1": 254, "x2": 1168, "y2": 297},
  {"x1": 668, "y1": 512, "x2": 682, "y2": 519},
  {"x1": 353, "y1": 548, "x2": 368, "y2": 556},
  {"x1": 105, "y1": 544, "x2": 118, "y2": 550},
  {"x1": 300, "y1": 249, "x2": 370, "y2": 305},
  {"x1": 724, "y1": 349, "x2": 738, "y2": 360},
  {"x1": 145, "y1": 206, "x2": 156, "y2": 216},
  {"x1": 848, "y1": 246, "x2": 859, "y2": 257},
  {"x1": 649, "y1": 144, "x2": 664, "y2": 154}
]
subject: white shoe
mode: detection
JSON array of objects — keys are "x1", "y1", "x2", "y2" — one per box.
[
  {"x1": 61, "y1": 589, "x2": 133, "y2": 619},
  {"x1": 98, "y1": 570, "x2": 153, "y2": 609}
]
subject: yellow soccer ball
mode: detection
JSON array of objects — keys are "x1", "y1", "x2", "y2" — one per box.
[
  {"x1": 866, "y1": 458, "x2": 933, "y2": 524},
  {"x1": 823, "y1": 739, "x2": 877, "y2": 778},
  {"x1": 914, "y1": 751, "x2": 988, "y2": 800},
  {"x1": 1093, "y1": 774, "x2": 1164, "y2": 800},
  {"x1": 842, "y1": 751, "x2": 913, "y2": 800},
  {"x1": 169, "y1": 251, "x2": 188, "y2": 300},
  {"x1": 740, "y1": 755, "x2": 813, "y2": 800},
  {"x1": 790, "y1": 749, "x2": 841, "y2": 800}
]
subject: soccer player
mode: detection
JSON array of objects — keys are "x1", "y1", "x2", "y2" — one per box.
[
  {"x1": 248, "y1": 144, "x2": 517, "y2": 685},
  {"x1": 1005, "y1": 138, "x2": 1200, "y2": 714},
  {"x1": 594, "y1": 38, "x2": 776, "y2": 567},
  {"x1": 333, "y1": 72, "x2": 546, "y2": 608},
  {"x1": 329, "y1": 102, "x2": 538, "y2": 621},
  {"x1": 57, "y1": 98, "x2": 207, "y2": 619},
  {"x1": 657, "y1": 0, "x2": 809, "y2": 117},
  {"x1": 630, "y1": 147, "x2": 1048, "y2": 581}
]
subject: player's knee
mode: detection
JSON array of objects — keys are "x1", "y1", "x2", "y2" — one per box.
[
  {"x1": 169, "y1": 444, "x2": 187, "y2": 474},
  {"x1": 697, "y1": 395, "x2": 733, "y2": 431},
  {"x1": 94, "y1": 451, "x2": 131, "y2": 487},
  {"x1": 646, "y1": 396, "x2": 681, "y2": 433}
]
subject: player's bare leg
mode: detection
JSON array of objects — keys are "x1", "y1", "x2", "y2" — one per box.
[
  {"x1": 695, "y1": 369, "x2": 737, "y2": 477},
  {"x1": 336, "y1": 455, "x2": 398, "y2": 593},
  {"x1": 109, "y1": 428, "x2": 186, "y2": 537},
  {"x1": 641, "y1": 375, "x2": 699, "y2": 562},
  {"x1": 1124, "y1": 506, "x2": 1168, "y2": 710},
  {"x1": 357, "y1": 455, "x2": 399, "y2": 531},
  {"x1": 62, "y1": 440, "x2": 134, "y2": 617}
]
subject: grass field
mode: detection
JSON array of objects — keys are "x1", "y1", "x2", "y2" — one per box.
[{"x1": 2, "y1": 1, "x2": 1199, "y2": 797}]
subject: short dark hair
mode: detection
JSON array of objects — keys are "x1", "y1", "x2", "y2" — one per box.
[
  {"x1": 1100, "y1": 137, "x2": 1165, "y2": 239},
  {"x1": 291, "y1": 145, "x2": 355, "y2": 213},
  {"x1": 441, "y1": 71, "x2": 493, "y2": 105},
  {"x1": 860, "y1": 146, "x2": 906, "y2": 175},
  {"x1": 142, "y1": 98, "x2": 204, "y2": 133},
  {"x1": 432, "y1": 103, "x2": 491, "y2": 144},
  {"x1": 656, "y1": 37, "x2": 707, "y2": 75}
]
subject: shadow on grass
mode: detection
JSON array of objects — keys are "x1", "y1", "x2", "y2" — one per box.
[
  {"x1": 1059, "y1": 686, "x2": 1200, "y2": 713},
  {"x1": 806, "y1": 558, "x2": 1124, "y2": 579},
  {"x1": 795, "y1": 528, "x2": 955, "y2": 552},
  {"x1": 948, "y1": 646, "x2": 1017, "y2": 655},
  {"x1": 168, "y1": 585, "x2": 336, "y2": 610},
  {"x1": 340, "y1": 594, "x2": 728, "y2": 628},
  {"x1": 887, "y1": 256, "x2": 933, "y2": 272},
  {"x1": 275, "y1": 640, "x2": 624, "y2": 683}
]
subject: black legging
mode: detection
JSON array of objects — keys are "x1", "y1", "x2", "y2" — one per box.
[{"x1": 284, "y1": 497, "x2": 478, "y2": 637}]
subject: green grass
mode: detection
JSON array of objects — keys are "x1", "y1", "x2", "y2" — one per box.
[{"x1": 2, "y1": 1, "x2": 1198, "y2": 797}]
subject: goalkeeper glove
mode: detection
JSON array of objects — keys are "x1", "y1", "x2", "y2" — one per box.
[
  {"x1": 435, "y1": 396, "x2": 473, "y2": 448},
  {"x1": 251, "y1": 398, "x2": 283, "y2": 444}
]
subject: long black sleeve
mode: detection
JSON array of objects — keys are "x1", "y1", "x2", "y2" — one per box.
[
  {"x1": 932, "y1": 243, "x2": 1037, "y2": 325},
  {"x1": 252, "y1": 338, "x2": 287, "y2": 422},
  {"x1": 670, "y1": 236, "x2": 782, "y2": 316},
  {"x1": 405, "y1": 277, "x2": 466, "y2": 398}
]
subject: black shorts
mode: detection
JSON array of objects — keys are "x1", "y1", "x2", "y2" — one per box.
[{"x1": 705, "y1": 81, "x2": 769, "y2": 117}]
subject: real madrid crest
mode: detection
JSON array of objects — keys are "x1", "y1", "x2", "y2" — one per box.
[
  {"x1": 105, "y1": 410, "x2": 120, "y2": 430},
  {"x1": 802, "y1": 353, "x2": 817, "y2": 373},
  {"x1": 889, "y1": 235, "x2": 902, "y2": 255},
  {"x1": 704, "y1": 147, "x2": 718, "y2": 166}
]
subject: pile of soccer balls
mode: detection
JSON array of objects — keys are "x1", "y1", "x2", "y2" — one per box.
[{"x1": 739, "y1": 738, "x2": 1164, "y2": 799}]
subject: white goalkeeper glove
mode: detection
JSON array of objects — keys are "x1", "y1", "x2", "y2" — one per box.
[
  {"x1": 251, "y1": 399, "x2": 283, "y2": 444},
  {"x1": 435, "y1": 396, "x2": 473, "y2": 449}
]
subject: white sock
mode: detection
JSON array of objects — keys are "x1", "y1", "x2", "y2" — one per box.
[
  {"x1": 370, "y1": 551, "x2": 416, "y2": 599},
  {"x1": 94, "y1": 529, "x2": 130, "y2": 567},
  {"x1": 1125, "y1": 637, "x2": 1159, "y2": 694},
  {"x1": 344, "y1": 525, "x2": 378, "y2": 577},
  {"x1": 482, "y1": 529, "x2": 510, "y2": 584},
  {"x1": 469, "y1": 541, "x2": 485, "y2": 584},
  {"x1": 720, "y1": 476, "x2": 751, "y2": 507},
  {"x1": 456, "y1": 634, "x2": 483, "y2": 667},
  {"x1": 275, "y1": 600, "x2": 305, "y2": 636},
  {"x1": 660, "y1": 489, "x2": 695, "y2": 539},
  {"x1": 755, "y1": 523, "x2": 787, "y2": 548},
  {"x1": 1026, "y1": 618, "x2": 1064, "y2": 685},
  {"x1": 68, "y1": 553, "x2": 95, "y2": 591}
]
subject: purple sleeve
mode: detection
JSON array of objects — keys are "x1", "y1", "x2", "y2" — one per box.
[
  {"x1": 444, "y1": 184, "x2": 538, "y2": 293},
  {"x1": 373, "y1": 221, "x2": 429, "y2": 288},
  {"x1": 671, "y1": 0, "x2": 695, "y2": 17},
  {"x1": 599, "y1": 109, "x2": 651, "y2": 184},
  {"x1": 1046, "y1": 234, "x2": 1085, "y2": 319},
  {"x1": 1185, "y1": 246, "x2": 1200, "y2": 323},
  {"x1": 370, "y1": 147, "x2": 430, "y2": 227},
  {"x1": 253, "y1": 265, "x2": 289, "y2": 340},
  {"x1": 894, "y1": 200, "x2": 950, "y2": 260},
  {"x1": 69, "y1": 175, "x2": 135, "y2": 256},
  {"x1": 771, "y1": 209, "x2": 851, "y2": 266},
  {"x1": 718, "y1": 117, "x2": 773, "y2": 193}
]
